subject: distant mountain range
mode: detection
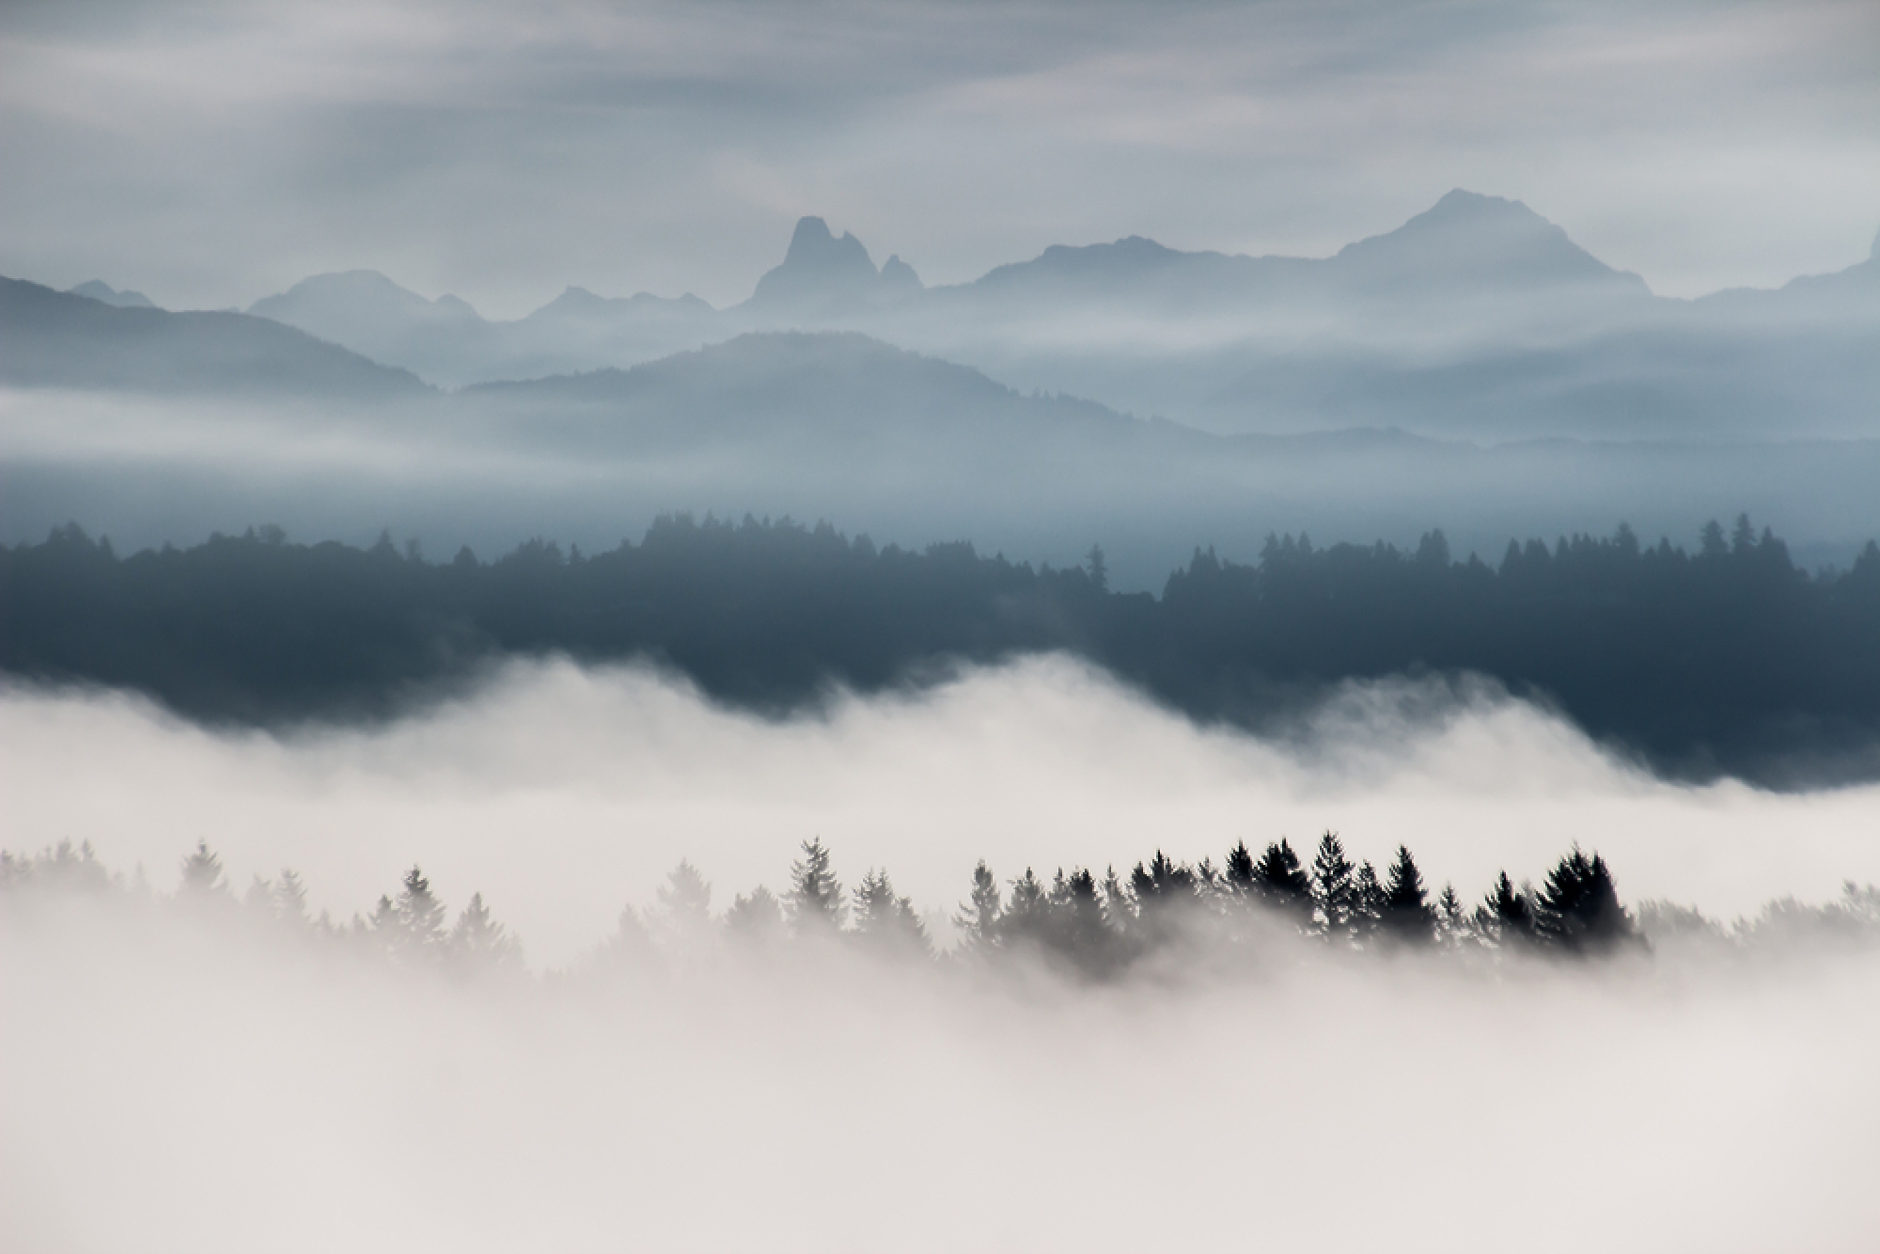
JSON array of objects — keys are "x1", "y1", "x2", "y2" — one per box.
[
  {"x1": 5, "y1": 186, "x2": 1874, "y2": 449},
  {"x1": 190, "y1": 188, "x2": 1876, "y2": 442}
]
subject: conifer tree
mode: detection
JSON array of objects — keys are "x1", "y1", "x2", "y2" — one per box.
[
  {"x1": 449, "y1": 892, "x2": 522, "y2": 973},
  {"x1": 852, "y1": 868, "x2": 930, "y2": 959},
  {"x1": 243, "y1": 873, "x2": 274, "y2": 913},
  {"x1": 178, "y1": 840, "x2": 226, "y2": 897},
  {"x1": 1224, "y1": 840, "x2": 1257, "y2": 898},
  {"x1": 1001, "y1": 868, "x2": 1050, "y2": 948},
  {"x1": 1129, "y1": 851, "x2": 1199, "y2": 951},
  {"x1": 1254, "y1": 839, "x2": 1314, "y2": 921},
  {"x1": 376, "y1": 864, "x2": 447, "y2": 963},
  {"x1": 953, "y1": 861, "x2": 1003, "y2": 956},
  {"x1": 272, "y1": 869, "x2": 311, "y2": 926},
  {"x1": 651, "y1": 859, "x2": 716, "y2": 964},
  {"x1": 1475, "y1": 872, "x2": 1536, "y2": 946},
  {"x1": 1534, "y1": 849, "x2": 1639, "y2": 955},
  {"x1": 787, "y1": 838, "x2": 846, "y2": 937},
  {"x1": 1352, "y1": 862, "x2": 1385, "y2": 940},
  {"x1": 724, "y1": 886, "x2": 786, "y2": 947},
  {"x1": 1380, "y1": 845, "x2": 1435, "y2": 944},
  {"x1": 1045, "y1": 867, "x2": 1116, "y2": 976},
  {"x1": 1311, "y1": 832, "x2": 1356, "y2": 938},
  {"x1": 1435, "y1": 883, "x2": 1466, "y2": 948}
]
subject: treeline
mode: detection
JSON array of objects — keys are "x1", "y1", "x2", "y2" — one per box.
[
  {"x1": 8, "y1": 836, "x2": 1878, "y2": 983},
  {"x1": 4, "y1": 515, "x2": 1879, "y2": 783}
]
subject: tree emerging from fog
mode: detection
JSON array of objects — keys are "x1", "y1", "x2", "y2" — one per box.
[{"x1": 18, "y1": 831, "x2": 1874, "y2": 992}]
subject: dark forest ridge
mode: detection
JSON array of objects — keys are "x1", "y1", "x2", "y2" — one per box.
[{"x1": 5, "y1": 515, "x2": 1877, "y2": 789}]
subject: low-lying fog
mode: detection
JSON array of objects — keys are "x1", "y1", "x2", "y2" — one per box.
[
  {"x1": 6, "y1": 387, "x2": 1880, "y2": 586},
  {"x1": 6, "y1": 657, "x2": 1879, "y2": 1253},
  {"x1": 6, "y1": 655, "x2": 1878, "y2": 964}
]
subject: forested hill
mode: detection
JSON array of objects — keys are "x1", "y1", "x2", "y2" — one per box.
[{"x1": 4, "y1": 516, "x2": 1877, "y2": 786}]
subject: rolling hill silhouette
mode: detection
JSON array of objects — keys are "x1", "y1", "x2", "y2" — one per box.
[{"x1": 0, "y1": 277, "x2": 428, "y2": 398}]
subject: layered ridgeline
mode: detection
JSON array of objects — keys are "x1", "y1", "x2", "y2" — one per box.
[
  {"x1": 220, "y1": 190, "x2": 1880, "y2": 442},
  {"x1": 0, "y1": 277, "x2": 427, "y2": 398},
  {"x1": 5, "y1": 516, "x2": 1877, "y2": 786},
  {"x1": 6, "y1": 323, "x2": 1876, "y2": 586}
]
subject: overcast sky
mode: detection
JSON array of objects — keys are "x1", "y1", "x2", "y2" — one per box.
[{"x1": 3, "y1": 0, "x2": 1875, "y2": 316}]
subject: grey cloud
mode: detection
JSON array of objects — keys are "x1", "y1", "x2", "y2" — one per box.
[{"x1": 2, "y1": 0, "x2": 1875, "y2": 313}]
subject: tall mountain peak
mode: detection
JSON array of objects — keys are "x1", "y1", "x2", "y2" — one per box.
[
  {"x1": 1333, "y1": 189, "x2": 1647, "y2": 296},
  {"x1": 751, "y1": 216, "x2": 914, "y2": 310}
]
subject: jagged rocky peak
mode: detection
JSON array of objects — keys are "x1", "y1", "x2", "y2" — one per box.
[
  {"x1": 750, "y1": 216, "x2": 920, "y2": 308},
  {"x1": 785, "y1": 216, "x2": 877, "y2": 274}
]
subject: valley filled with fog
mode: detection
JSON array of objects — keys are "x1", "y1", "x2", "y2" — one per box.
[{"x1": 5, "y1": 1, "x2": 1880, "y2": 1248}]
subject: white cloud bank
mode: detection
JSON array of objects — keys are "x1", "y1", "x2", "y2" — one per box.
[
  {"x1": 4, "y1": 655, "x2": 1876, "y2": 965},
  {"x1": 5, "y1": 656, "x2": 1880, "y2": 1253}
]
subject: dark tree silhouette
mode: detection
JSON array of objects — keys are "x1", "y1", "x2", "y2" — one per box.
[
  {"x1": 1253, "y1": 839, "x2": 1314, "y2": 921},
  {"x1": 1476, "y1": 872, "x2": 1537, "y2": 947},
  {"x1": 1311, "y1": 832, "x2": 1357, "y2": 939},
  {"x1": 1533, "y1": 849, "x2": 1640, "y2": 955},
  {"x1": 1000, "y1": 868, "x2": 1051, "y2": 950},
  {"x1": 1352, "y1": 862, "x2": 1385, "y2": 940},
  {"x1": 1223, "y1": 840, "x2": 1257, "y2": 898},
  {"x1": 1045, "y1": 867, "x2": 1120, "y2": 977},
  {"x1": 1129, "y1": 851, "x2": 1200, "y2": 950},
  {"x1": 1380, "y1": 845, "x2": 1435, "y2": 944},
  {"x1": 787, "y1": 838, "x2": 846, "y2": 937}
]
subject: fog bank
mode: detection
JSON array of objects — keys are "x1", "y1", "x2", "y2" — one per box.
[
  {"x1": 5, "y1": 656, "x2": 1877, "y2": 966},
  {"x1": 5, "y1": 881, "x2": 1877, "y2": 1254}
]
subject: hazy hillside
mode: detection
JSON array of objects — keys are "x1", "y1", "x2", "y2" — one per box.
[
  {"x1": 0, "y1": 277, "x2": 428, "y2": 398},
  {"x1": 8, "y1": 327, "x2": 1875, "y2": 591}
]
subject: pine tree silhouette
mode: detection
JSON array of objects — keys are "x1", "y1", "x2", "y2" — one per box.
[
  {"x1": 1534, "y1": 849, "x2": 1640, "y2": 956},
  {"x1": 1380, "y1": 845, "x2": 1435, "y2": 944},
  {"x1": 178, "y1": 840, "x2": 226, "y2": 897},
  {"x1": 953, "y1": 861, "x2": 1003, "y2": 956},
  {"x1": 787, "y1": 838, "x2": 846, "y2": 937},
  {"x1": 1254, "y1": 839, "x2": 1314, "y2": 921},
  {"x1": 1476, "y1": 872, "x2": 1536, "y2": 947},
  {"x1": 852, "y1": 868, "x2": 930, "y2": 959},
  {"x1": 1311, "y1": 832, "x2": 1357, "y2": 939},
  {"x1": 449, "y1": 892, "x2": 522, "y2": 973}
]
